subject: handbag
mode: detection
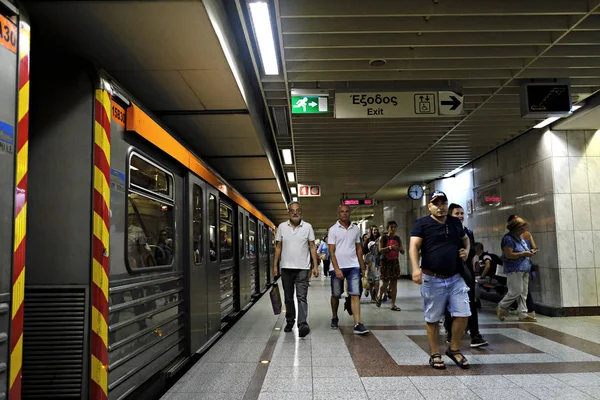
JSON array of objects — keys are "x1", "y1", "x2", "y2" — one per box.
[
  {"x1": 269, "y1": 282, "x2": 282, "y2": 315},
  {"x1": 361, "y1": 276, "x2": 369, "y2": 290}
]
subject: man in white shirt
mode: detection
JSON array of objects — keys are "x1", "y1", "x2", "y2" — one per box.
[
  {"x1": 273, "y1": 201, "x2": 319, "y2": 337},
  {"x1": 328, "y1": 204, "x2": 369, "y2": 335}
]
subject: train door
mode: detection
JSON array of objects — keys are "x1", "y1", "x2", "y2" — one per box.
[
  {"x1": 217, "y1": 199, "x2": 236, "y2": 324},
  {"x1": 187, "y1": 174, "x2": 208, "y2": 352},
  {"x1": 257, "y1": 221, "x2": 268, "y2": 291},
  {"x1": 248, "y1": 217, "x2": 258, "y2": 298},
  {"x1": 0, "y1": 5, "x2": 28, "y2": 399},
  {"x1": 237, "y1": 208, "x2": 250, "y2": 309}
]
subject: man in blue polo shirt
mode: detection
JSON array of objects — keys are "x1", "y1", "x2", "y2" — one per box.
[{"x1": 409, "y1": 191, "x2": 471, "y2": 370}]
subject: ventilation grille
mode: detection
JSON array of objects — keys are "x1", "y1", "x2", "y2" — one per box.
[
  {"x1": 271, "y1": 107, "x2": 290, "y2": 137},
  {"x1": 22, "y1": 288, "x2": 86, "y2": 399}
]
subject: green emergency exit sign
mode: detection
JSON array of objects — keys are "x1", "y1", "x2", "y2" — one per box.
[{"x1": 291, "y1": 96, "x2": 329, "y2": 114}]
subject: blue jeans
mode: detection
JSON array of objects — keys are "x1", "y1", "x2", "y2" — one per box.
[
  {"x1": 331, "y1": 267, "x2": 361, "y2": 297},
  {"x1": 421, "y1": 273, "x2": 471, "y2": 323}
]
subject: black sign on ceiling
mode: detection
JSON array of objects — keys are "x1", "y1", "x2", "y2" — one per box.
[{"x1": 520, "y1": 83, "x2": 572, "y2": 118}]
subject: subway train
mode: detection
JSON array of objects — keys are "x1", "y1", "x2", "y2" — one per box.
[{"x1": 0, "y1": 3, "x2": 277, "y2": 398}]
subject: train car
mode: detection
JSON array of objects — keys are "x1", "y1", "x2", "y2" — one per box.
[
  {"x1": 0, "y1": 1, "x2": 29, "y2": 399},
  {"x1": 22, "y1": 49, "x2": 276, "y2": 400}
]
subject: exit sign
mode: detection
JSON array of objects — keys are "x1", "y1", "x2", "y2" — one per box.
[{"x1": 291, "y1": 96, "x2": 328, "y2": 114}]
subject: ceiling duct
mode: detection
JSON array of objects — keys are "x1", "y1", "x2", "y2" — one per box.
[{"x1": 271, "y1": 106, "x2": 290, "y2": 137}]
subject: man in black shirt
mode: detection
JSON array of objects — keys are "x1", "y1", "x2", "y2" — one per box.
[{"x1": 409, "y1": 191, "x2": 472, "y2": 370}]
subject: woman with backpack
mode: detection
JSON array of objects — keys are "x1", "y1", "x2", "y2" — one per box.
[{"x1": 376, "y1": 221, "x2": 404, "y2": 311}]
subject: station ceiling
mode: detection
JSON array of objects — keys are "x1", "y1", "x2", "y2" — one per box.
[
  {"x1": 234, "y1": 0, "x2": 600, "y2": 232},
  {"x1": 22, "y1": 0, "x2": 600, "y2": 233}
]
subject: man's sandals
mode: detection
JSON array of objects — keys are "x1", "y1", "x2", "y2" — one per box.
[
  {"x1": 429, "y1": 350, "x2": 470, "y2": 370},
  {"x1": 429, "y1": 354, "x2": 446, "y2": 370},
  {"x1": 445, "y1": 348, "x2": 470, "y2": 369}
]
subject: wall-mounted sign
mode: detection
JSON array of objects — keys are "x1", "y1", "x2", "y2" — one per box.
[
  {"x1": 520, "y1": 83, "x2": 572, "y2": 118},
  {"x1": 291, "y1": 96, "x2": 328, "y2": 114},
  {"x1": 334, "y1": 91, "x2": 463, "y2": 119},
  {"x1": 341, "y1": 199, "x2": 373, "y2": 206},
  {"x1": 474, "y1": 180, "x2": 502, "y2": 210},
  {"x1": 298, "y1": 184, "x2": 321, "y2": 197}
]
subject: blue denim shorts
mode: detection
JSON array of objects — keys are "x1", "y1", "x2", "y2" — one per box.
[
  {"x1": 420, "y1": 273, "x2": 471, "y2": 323},
  {"x1": 331, "y1": 267, "x2": 361, "y2": 297}
]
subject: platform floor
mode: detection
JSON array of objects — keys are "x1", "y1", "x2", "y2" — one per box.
[{"x1": 162, "y1": 277, "x2": 600, "y2": 400}]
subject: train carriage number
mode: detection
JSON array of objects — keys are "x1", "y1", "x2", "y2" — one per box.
[
  {"x1": 112, "y1": 101, "x2": 126, "y2": 127},
  {"x1": 0, "y1": 14, "x2": 16, "y2": 54}
]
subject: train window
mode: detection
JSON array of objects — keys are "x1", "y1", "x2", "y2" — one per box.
[
  {"x1": 127, "y1": 193, "x2": 174, "y2": 269},
  {"x1": 192, "y1": 185, "x2": 203, "y2": 264},
  {"x1": 238, "y1": 212, "x2": 244, "y2": 259},
  {"x1": 248, "y1": 220, "x2": 256, "y2": 259},
  {"x1": 209, "y1": 194, "x2": 217, "y2": 262},
  {"x1": 220, "y1": 203, "x2": 233, "y2": 224},
  {"x1": 245, "y1": 215, "x2": 250, "y2": 258},
  {"x1": 129, "y1": 154, "x2": 173, "y2": 199},
  {"x1": 262, "y1": 226, "x2": 268, "y2": 255},
  {"x1": 219, "y1": 222, "x2": 233, "y2": 260},
  {"x1": 219, "y1": 201, "x2": 233, "y2": 261}
]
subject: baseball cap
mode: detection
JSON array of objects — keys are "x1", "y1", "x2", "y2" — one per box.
[{"x1": 429, "y1": 190, "x2": 448, "y2": 203}]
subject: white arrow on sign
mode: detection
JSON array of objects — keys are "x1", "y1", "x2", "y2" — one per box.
[
  {"x1": 438, "y1": 91, "x2": 464, "y2": 115},
  {"x1": 309, "y1": 101, "x2": 317, "y2": 108}
]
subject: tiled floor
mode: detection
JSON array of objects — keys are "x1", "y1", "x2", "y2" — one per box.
[{"x1": 162, "y1": 277, "x2": 600, "y2": 400}]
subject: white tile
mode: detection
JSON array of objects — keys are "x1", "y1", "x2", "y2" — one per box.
[
  {"x1": 553, "y1": 157, "x2": 572, "y2": 194},
  {"x1": 575, "y1": 231, "x2": 595, "y2": 268},
  {"x1": 472, "y1": 388, "x2": 538, "y2": 400},
  {"x1": 260, "y1": 377, "x2": 313, "y2": 393},
  {"x1": 311, "y1": 366, "x2": 358, "y2": 378},
  {"x1": 557, "y1": 231, "x2": 576, "y2": 269},
  {"x1": 361, "y1": 377, "x2": 414, "y2": 391},
  {"x1": 525, "y1": 386, "x2": 594, "y2": 400},
  {"x1": 560, "y1": 268, "x2": 580, "y2": 306},
  {"x1": 572, "y1": 194, "x2": 592, "y2": 230},
  {"x1": 570, "y1": 156, "x2": 590, "y2": 193},
  {"x1": 587, "y1": 130, "x2": 600, "y2": 156},
  {"x1": 258, "y1": 393, "x2": 313, "y2": 400},
  {"x1": 578, "y1": 269, "x2": 599, "y2": 306},
  {"x1": 409, "y1": 376, "x2": 467, "y2": 389},
  {"x1": 503, "y1": 374, "x2": 564, "y2": 386},
  {"x1": 457, "y1": 375, "x2": 517, "y2": 388},
  {"x1": 578, "y1": 386, "x2": 600, "y2": 400},
  {"x1": 593, "y1": 232, "x2": 600, "y2": 267},
  {"x1": 313, "y1": 392, "x2": 367, "y2": 400},
  {"x1": 313, "y1": 377, "x2": 365, "y2": 392},
  {"x1": 552, "y1": 373, "x2": 600, "y2": 387},
  {"x1": 552, "y1": 131, "x2": 569, "y2": 156},
  {"x1": 591, "y1": 195, "x2": 600, "y2": 230},
  {"x1": 568, "y1": 130, "x2": 588, "y2": 156},
  {"x1": 265, "y1": 366, "x2": 312, "y2": 379},
  {"x1": 597, "y1": 268, "x2": 600, "y2": 305},
  {"x1": 419, "y1": 389, "x2": 479, "y2": 400},
  {"x1": 588, "y1": 157, "x2": 600, "y2": 193},
  {"x1": 554, "y1": 194, "x2": 574, "y2": 231}
]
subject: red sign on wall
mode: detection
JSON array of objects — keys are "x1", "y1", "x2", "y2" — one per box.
[{"x1": 298, "y1": 184, "x2": 321, "y2": 197}]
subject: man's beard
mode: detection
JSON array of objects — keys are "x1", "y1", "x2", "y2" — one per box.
[{"x1": 290, "y1": 216, "x2": 301, "y2": 224}]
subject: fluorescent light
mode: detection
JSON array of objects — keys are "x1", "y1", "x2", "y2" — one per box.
[
  {"x1": 282, "y1": 149, "x2": 293, "y2": 165},
  {"x1": 444, "y1": 167, "x2": 463, "y2": 178},
  {"x1": 287, "y1": 172, "x2": 295, "y2": 182},
  {"x1": 248, "y1": 1, "x2": 279, "y2": 75},
  {"x1": 130, "y1": 166, "x2": 139, "y2": 171},
  {"x1": 290, "y1": 187, "x2": 297, "y2": 195},
  {"x1": 533, "y1": 105, "x2": 582, "y2": 129},
  {"x1": 534, "y1": 117, "x2": 560, "y2": 129},
  {"x1": 292, "y1": 197, "x2": 298, "y2": 202}
]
